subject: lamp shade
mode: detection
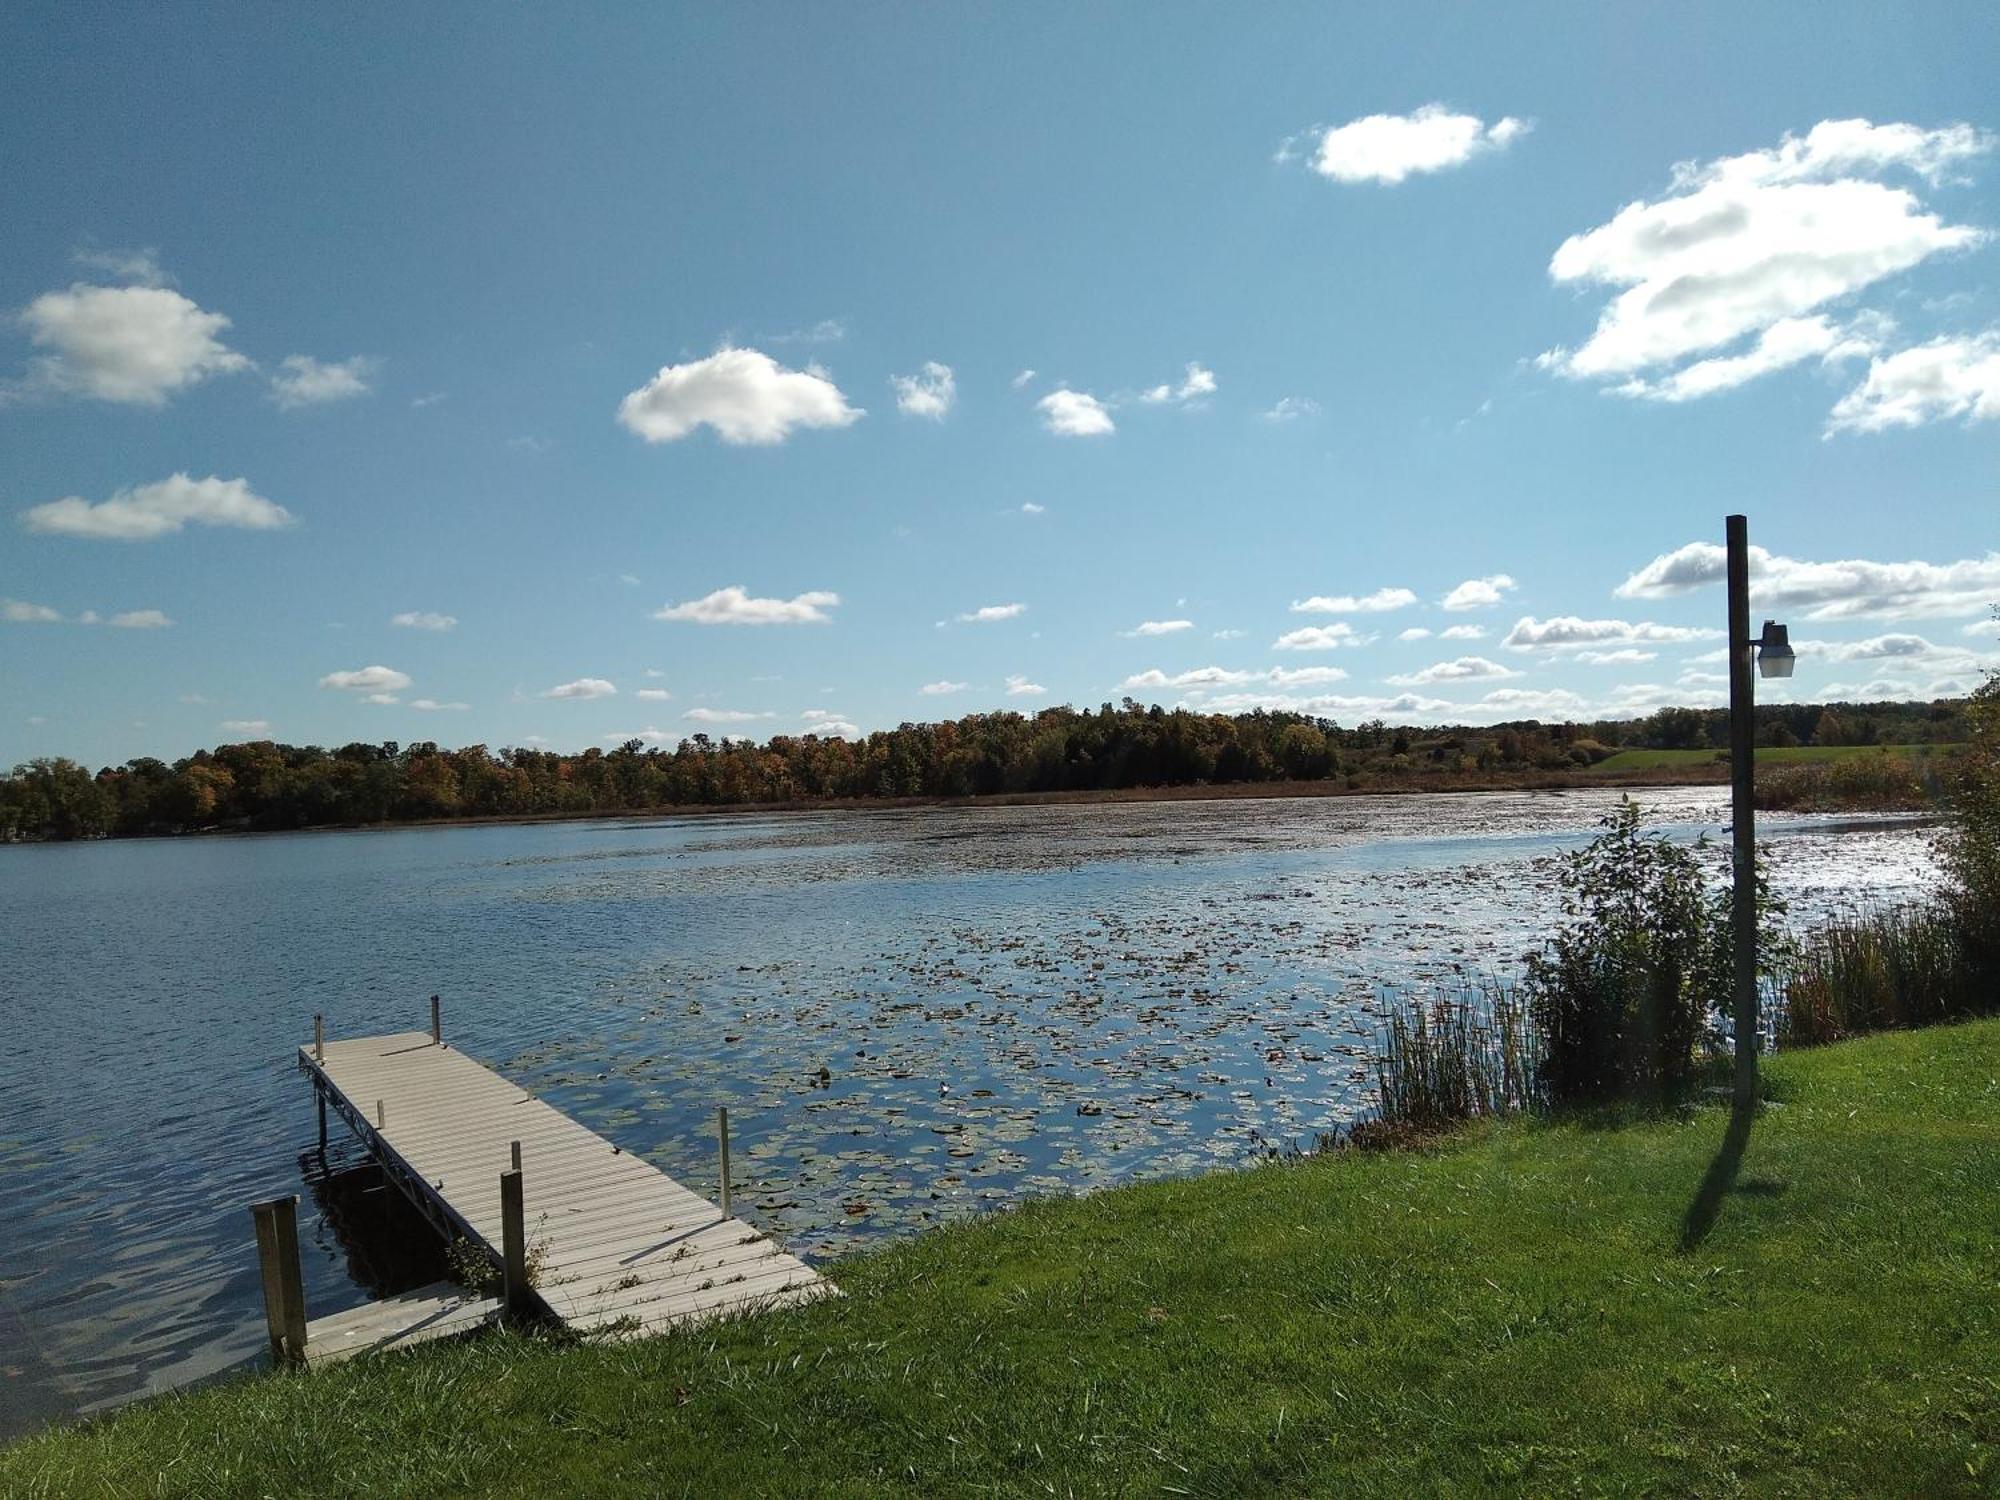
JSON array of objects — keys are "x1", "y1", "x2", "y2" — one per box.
[{"x1": 1756, "y1": 620, "x2": 1796, "y2": 679}]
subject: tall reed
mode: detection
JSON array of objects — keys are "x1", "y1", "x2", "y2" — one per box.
[
  {"x1": 1373, "y1": 983, "x2": 1540, "y2": 1132},
  {"x1": 1782, "y1": 904, "x2": 1989, "y2": 1045}
]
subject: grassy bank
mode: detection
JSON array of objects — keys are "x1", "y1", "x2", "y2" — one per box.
[
  {"x1": 6, "y1": 1021, "x2": 1996, "y2": 1497},
  {"x1": 1591, "y1": 742, "x2": 1960, "y2": 773}
]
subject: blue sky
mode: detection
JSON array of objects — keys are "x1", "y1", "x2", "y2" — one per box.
[{"x1": 3, "y1": 3, "x2": 1997, "y2": 766}]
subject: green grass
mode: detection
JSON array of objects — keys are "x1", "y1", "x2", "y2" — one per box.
[
  {"x1": 1591, "y1": 742, "x2": 1961, "y2": 773},
  {"x1": 6, "y1": 1022, "x2": 1998, "y2": 1498}
]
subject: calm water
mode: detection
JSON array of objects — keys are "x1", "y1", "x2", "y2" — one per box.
[{"x1": 0, "y1": 788, "x2": 1936, "y2": 1436}]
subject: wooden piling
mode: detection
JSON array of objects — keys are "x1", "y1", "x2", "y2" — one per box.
[
  {"x1": 375, "y1": 1098, "x2": 385, "y2": 1129},
  {"x1": 499, "y1": 1167, "x2": 527, "y2": 1323},
  {"x1": 313, "y1": 1013, "x2": 324, "y2": 1063},
  {"x1": 250, "y1": 1195, "x2": 308, "y2": 1366},
  {"x1": 430, "y1": 993, "x2": 441, "y2": 1045},
  {"x1": 510, "y1": 1139, "x2": 521, "y2": 1172},
  {"x1": 717, "y1": 1106, "x2": 732, "y2": 1218}
]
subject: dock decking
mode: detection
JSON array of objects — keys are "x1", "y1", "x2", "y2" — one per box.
[{"x1": 296, "y1": 1028, "x2": 829, "y2": 1356}]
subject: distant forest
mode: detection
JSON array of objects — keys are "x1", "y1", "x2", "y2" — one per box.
[{"x1": 0, "y1": 697, "x2": 1972, "y2": 842}]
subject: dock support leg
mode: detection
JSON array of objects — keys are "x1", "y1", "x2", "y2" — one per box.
[
  {"x1": 500, "y1": 1168, "x2": 528, "y2": 1325},
  {"x1": 717, "y1": 1106, "x2": 732, "y2": 1219},
  {"x1": 430, "y1": 993, "x2": 441, "y2": 1046},
  {"x1": 313, "y1": 1013, "x2": 324, "y2": 1063},
  {"x1": 316, "y1": 1089, "x2": 327, "y2": 1157},
  {"x1": 250, "y1": 1195, "x2": 308, "y2": 1367}
]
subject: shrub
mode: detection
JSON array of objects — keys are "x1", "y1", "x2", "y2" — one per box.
[
  {"x1": 1522, "y1": 800, "x2": 1785, "y2": 1105},
  {"x1": 1755, "y1": 754, "x2": 1937, "y2": 812}
]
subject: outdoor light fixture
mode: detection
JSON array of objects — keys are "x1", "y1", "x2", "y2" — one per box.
[{"x1": 1755, "y1": 620, "x2": 1795, "y2": 679}]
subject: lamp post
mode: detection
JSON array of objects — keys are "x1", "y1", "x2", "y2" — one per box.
[{"x1": 1725, "y1": 514, "x2": 1795, "y2": 1107}]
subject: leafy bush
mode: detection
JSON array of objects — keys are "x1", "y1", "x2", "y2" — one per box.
[{"x1": 1522, "y1": 800, "x2": 1785, "y2": 1104}]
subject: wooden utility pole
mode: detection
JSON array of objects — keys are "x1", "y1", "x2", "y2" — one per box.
[{"x1": 1726, "y1": 514, "x2": 1759, "y2": 1105}]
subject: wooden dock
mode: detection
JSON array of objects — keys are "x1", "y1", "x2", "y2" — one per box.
[{"x1": 260, "y1": 1012, "x2": 829, "y2": 1366}]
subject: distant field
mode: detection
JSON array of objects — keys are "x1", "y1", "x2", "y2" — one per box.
[{"x1": 1592, "y1": 743, "x2": 1961, "y2": 773}]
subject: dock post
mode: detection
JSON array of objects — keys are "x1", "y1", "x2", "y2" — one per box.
[
  {"x1": 316, "y1": 1088, "x2": 327, "y2": 1157},
  {"x1": 250, "y1": 1195, "x2": 308, "y2": 1367},
  {"x1": 313, "y1": 1013, "x2": 324, "y2": 1063},
  {"x1": 500, "y1": 1167, "x2": 528, "y2": 1324},
  {"x1": 430, "y1": 993, "x2": 441, "y2": 1045},
  {"x1": 510, "y1": 1139, "x2": 522, "y2": 1172},
  {"x1": 717, "y1": 1106, "x2": 732, "y2": 1218},
  {"x1": 375, "y1": 1099, "x2": 385, "y2": 1130}
]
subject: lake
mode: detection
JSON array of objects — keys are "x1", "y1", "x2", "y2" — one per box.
[{"x1": 0, "y1": 787, "x2": 1937, "y2": 1437}]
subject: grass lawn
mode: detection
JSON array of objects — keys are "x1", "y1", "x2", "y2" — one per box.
[
  {"x1": 1591, "y1": 743, "x2": 1962, "y2": 773},
  {"x1": 5, "y1": 1021, "x2": 1997, "y2": 1498}
]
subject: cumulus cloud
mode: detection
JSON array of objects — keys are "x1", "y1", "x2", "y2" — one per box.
[
  {"x1": 800, "y1": 708, "x2": 860, "y2": 737},
  {"x1": 1004, "y1": 674, "x2": 1046, "y2": 696},
  {"x1": 891, "y1": 361, "x2": 955, "y2": 419},
  {"x1": 1121, "y1": 664, "x2": 1351, "y2": 695},
  {"x1": 1616, "y1": 541, "x2": 2000, "y2": 620},
  {"x1": 320, "y1": 665, "x2": 412, "y2": 693},
  {"x1": 270, "y1": 354, "x2": 377, "y2": 409},
  {"x1": 1120, "y1": 619, "x2": 1194, "y2": 637},
  {"x1": 1291, "y1": 587, "x2": 1417, "y2": 615},
  {"x1": 107, "y1": 609, "x2": 171, "y2": 628},
  {"x1": 72, "y1": 247, "x2": 169, "y2": 285},
  {"x1": 1273, "y1": 623, "x2": 1372, "y2": 651},
  {"x1": 1036, "y1": 388, "x2": 1114, "y2": 436},
  {"x1": 957, "y1": 603, "x2": 1026, "y2": 624},
  {"x1": 921, "y1": 680, "x2": 967, "y2": 695},
  {"x1": 1263, "y1": 396, "x2": 1321, "y2": 422},
  {"x1": 1295, "y1": 104, "x2": 1528, "y2": 185},
  {"x1": 635, "y1": 688, "x2": 672, "y2": 701},
  {"x1": 543, "y1": 678, "x2": 617, "y2": 700},
  {"x1": 1020, "y1": 502, "x2": 1046, "y2": 515},
  {"x1": 1825, "y1": 331, "x2": 2000, "y2": 433},
  {"x1": 409, "y1": 698, "x2": 470, "y2": 711},
  {"x1": 219, "y1": 719, "x2": 270, "y2": 734},
  {"x1": 1387, "y1": 655, "x2": 1520, "y2": 686},
  {"x1": 1439, "y1": 623, "x2": 1487, "y2": 641},
  {"x1": 653, "y1": 586, "x2": 840, "y2": 625},
  {"x1": 1538, "y1": 119, "x2": 1992, "y2": 400},
  {"x1": 1140, "y1": 362, "x2": 1217, "y2": 404},
  {"x1": 1576, "y1": 647, "x2": 1659, "y2": 665},
  {"x1": 3, "y1": 599, "x2": 63, "y2": 622},
  {"x1": 616, "y1": 347, "x2": 862, "y2": 444},
  {"x1": 391, "y1": 610, "x2": 457, "y2": 632},
  {"x1": 13, "y1": 282, "x2": 249, "y2": 404},
  {"x1": 1441, "y1": 573, "x2": 1517, "y2": 611},
  {"x1": 1398, "y1": 627, "x2": 1432, "y2": 642},
  {"x1": 1503, "y1": 615, "x2": 1718, "y2": 650},
  {"x1": 18, "y1": 473, "x2": 292, "y2": 541},
  {"x1": 684, "y1": 706, "x2": 771, "y2": 723}
]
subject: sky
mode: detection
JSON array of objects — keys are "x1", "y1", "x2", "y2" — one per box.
[{"x1": 3, "y1": 3, "x2": 1998, "y2": 767}]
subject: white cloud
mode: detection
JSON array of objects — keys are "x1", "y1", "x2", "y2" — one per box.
[
  {"x1": 1539, "y1": 119, "x2": 1992, "y2": 398},
  {"x1": 363, "y1": 694, "x2": 400, "y2": 705},
  {"x1": 1503, "y1": 615, "x2": 1717, "y2": 650},
  {"x1": 1267, "y1": 665, "x2": 1351, "y2": 687},
  {"x1": 635, "y1": 688, "x2": 672, "y2": 701},
  {"x1": 1622, "y1": 314, "x2": 1882, "y2": 402},
  {"x1": 1005, "y1": 674, "x2": 1045, "y2": 697},
  {"x1": 1300, "y1": 104, "x2": 1528, "y2": 186},
  {"x1": 1121, "y1": 619, "x2": 1194, "y2": 637},
  {"x1": 270, "y1": 354, "x2": 377, "y2": 409},
  {"x1": 409, "y1": 698, "x2": 470, "y2": 711},
  {"x1": 14, "y1": 282, "x2": 248, "y2": 404},
  {"x1": 685, "y1": 706, "x2": 771, "y2": 723},
  {"x1": 800, "y1": 708, "x2": 860, "y2": 737},
  {"x1": 1576, "y1": 647, "x2": 1658, "y2": 665},
  {"x1": 1263, "y1": 396, "x2": 1320, "y2": 422},
  {"x1": 1121, "y1": 666, "x2": 1259, "y2": 691},
  {"x1": 891, "y1": 361, "x2": 955, "y2": 419},
  {"x1": 320, "y1": 665, "x2": 412, "y2": 693},
  {"x1": 1140, "y1": 362, "x2": 1216, "y2": 405},
  {"x1": 1273, "y1": 623, "x2": 1372, "y2": 651},
  {"x1": 1011, "y1": 369, "x2": 1037, "y2": 388},
  {"x1": 3, "y1": 599, "x2": 62, "y2": 622},
  {"x1": 766, "y1": 318, "x2": 847, "y2": 345},
  {"x1": 19, "y1": 473, "x2": 292, "y2": 541},
  {"x1": 72, "y1": 247, "x2": 168, "y2": 285},
  {"x1": 1441, "y1": 574, "x2": 1517, "y2": 611},
  {"x1": 1036, "y1": 388, "x2": 1114, "y2": 437},
  {"x1": 543, "y1": 678, "x2": 617, "y2": 700},
  {"x1": 919, "y1": 680, "x2": 967, "y2": 697},
  {"x1": 958, "y1": 603, "x2": 1026, "y2": 624},
  {"x1": 108, "y1": 609, "x2": 171, "y2": 629},
  {"x1": 616, "y1": 347, "x2": 862, "y2": 445},
  {"x1": 1398, "y1": 627, "x2": 1432, "y2": 642},
  {"x1": 1388, "y1": 655, "x2": 1521, "y2": 686},
  {"x1": 1437, "y1": 624, "x2": 1486, "y2": 642},
  {"x1": 1617, "y1": 541, "x2": 2000, "y2": 621},
  {"x1": 654, "y1": 586, "x2": 840, "y2": 625},
  {"x1": 1964, "y1": 617, "x2": 1999, "y2": 638},
  {"x1": 219, "y1": 719, "x2": 270, "y2": 734},
  {"x1": 1212, "y1": 628, "x2": 1246, "y2": 641},
  {"x1": 1291, "y1": 587, "x2": 1418, "y2": 614},
  {"x1": 1825, "y1": 331, "x2": 2000, "y2": 433},
  {"x1": 391, "y1": 610, "x2": 457, "y2": 632},
  {"x1": 1020, "y1": 501, "x2": 1046, "y2": 515}
]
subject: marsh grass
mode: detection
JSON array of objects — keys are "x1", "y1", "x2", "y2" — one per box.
[
  {"x1": 1371, "y1": 984, "x2": 1539, "y2": 1134},
  {"x1": 1783, "y1": 904, "x2": 1992, "y2": 1044}
]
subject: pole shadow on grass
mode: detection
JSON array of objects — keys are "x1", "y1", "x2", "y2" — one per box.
[{"x1": 1677, "y1": 1098, "x2": 1764, "y2": 1252}]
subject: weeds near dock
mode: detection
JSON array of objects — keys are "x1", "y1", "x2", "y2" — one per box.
[
  {"x1": 1783, "y1": 905, "x2": 1985, "y2": 1044},
  {"x1": 1371, "y1": 983, "x2": 1538, "y2": 1136}
]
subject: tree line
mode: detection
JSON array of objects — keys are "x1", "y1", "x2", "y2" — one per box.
[{"x1": 0, "y1": 696, "x2": 1971, "y2": 842}]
